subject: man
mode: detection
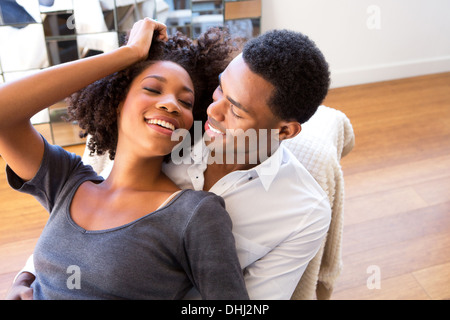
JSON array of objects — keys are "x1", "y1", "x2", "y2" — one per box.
[
  {"x1": 170, "y1": 29, "x2": 331, "y2": 300},
  {"x1": 9, "y1": 27, "x2": 331, "y2": 300}
]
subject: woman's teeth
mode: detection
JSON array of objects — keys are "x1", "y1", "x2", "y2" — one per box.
[{"x1": 146, "y1": 119, "x2": 175, "y2": 131}]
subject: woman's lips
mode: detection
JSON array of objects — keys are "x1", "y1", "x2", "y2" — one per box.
[
  {"x1": 144, "y1": 115, "x2": 180, "y2": 136},
  {"x1": 146, "y1": 118, "x2": 175, "y2": 131}
]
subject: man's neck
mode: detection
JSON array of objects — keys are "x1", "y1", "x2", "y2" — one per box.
[
  {"x1": 202, "y1": 153, "x2": 261, "y2": 191},
  {"x1": 202, "y1": 163, "x2": 242, "y2": 191},
  {"x1": 200, "y1": 138, "x2": 281, "y2": 190}
]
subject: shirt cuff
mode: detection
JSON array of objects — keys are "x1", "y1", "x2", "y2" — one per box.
[{"x1": 13, "y1": 254, "x2": 35, "y2": 283}]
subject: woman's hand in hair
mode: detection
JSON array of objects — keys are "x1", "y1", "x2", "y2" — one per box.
[{"x1": 126, "y1": 18, "x2": 168, "y2": 62}]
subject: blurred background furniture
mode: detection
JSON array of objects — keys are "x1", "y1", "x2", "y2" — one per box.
[{"x1": 0, "y1": 0, "x2": 261, "y2": 147}]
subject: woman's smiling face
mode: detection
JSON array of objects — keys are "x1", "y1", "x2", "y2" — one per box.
[{"x1": 117, "y1": 61, "x2": 195, "y2": 157}]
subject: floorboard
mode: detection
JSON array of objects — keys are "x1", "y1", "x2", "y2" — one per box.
[{"x1": 324, "y1": 72, "x2": 450, "y2": 300}]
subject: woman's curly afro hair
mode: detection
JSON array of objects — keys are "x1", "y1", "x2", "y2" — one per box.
[
  {"x1": 67, "y1": 28, "x2": 239, "y2": 160},
  {"x1": 242, "y1": 29, "x2": 330, "y2": 124}
]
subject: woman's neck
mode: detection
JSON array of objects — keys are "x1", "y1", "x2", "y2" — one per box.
[{"x1": 103, "y1": 152, "x2": 176, "y2": 192}]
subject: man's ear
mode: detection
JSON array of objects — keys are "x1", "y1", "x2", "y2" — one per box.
[{"x1": 278, "y1": 121, "x2": 302, "y2": 141}]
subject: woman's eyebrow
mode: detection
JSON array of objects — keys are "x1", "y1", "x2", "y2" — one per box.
[
  {"x1": 143, "y1": 75, "x2": 167, "y2": 83},
  {"x1": 143, "y1": 75, "x2": 194, "y2": 94}
]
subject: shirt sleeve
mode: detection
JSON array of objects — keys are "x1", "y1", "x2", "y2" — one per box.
[
  {"x1": 182, "y1": 194, "x2": 249, "y2": 300},
  {"x1": 243, "y1": 197, "x2": 331, "y2": 300},
  {"x1": 14, "y1": 254, "x2": 36, "y2": 282},
  {"x1": 6, "y1": 137, "x2": 101, "y2": 214}
]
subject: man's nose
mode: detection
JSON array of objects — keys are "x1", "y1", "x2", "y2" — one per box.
[{"x1": 207, "y1": 95, "x2": 227, "y2": 121}]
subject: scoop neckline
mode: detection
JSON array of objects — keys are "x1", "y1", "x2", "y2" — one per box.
[{"x1": 65, "y1": 179, "x2": 187, "y2": 234}]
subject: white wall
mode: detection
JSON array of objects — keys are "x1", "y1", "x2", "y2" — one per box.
[{"x1": 261, "y1": 0, "x2": 450, "y2": 88}]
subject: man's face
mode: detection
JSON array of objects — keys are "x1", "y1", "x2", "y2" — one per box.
[{"x1": 204, "y1": 54, "x2": 282, "y2": 163}]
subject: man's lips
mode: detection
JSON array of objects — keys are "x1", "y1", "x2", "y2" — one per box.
[{"x1": 205, "y1": 120, "x2": 226, "y2": 137}]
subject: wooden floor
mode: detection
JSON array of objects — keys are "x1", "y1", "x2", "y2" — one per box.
[
  {"x1": 324, "y1": 72, "x2": 450, "y2": 300},
  {"x1": 0, "y1": 72, "x2": 449, "y2": 299}
]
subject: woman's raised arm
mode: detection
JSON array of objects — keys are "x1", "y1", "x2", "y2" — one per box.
[{"x1": 0, "y1": 18, "x2": 166, "y2": 181}]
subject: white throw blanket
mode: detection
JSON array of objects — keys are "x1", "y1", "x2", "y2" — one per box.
[{"x1": 284, "y1": 105, "x2": 354, "y2": 299}]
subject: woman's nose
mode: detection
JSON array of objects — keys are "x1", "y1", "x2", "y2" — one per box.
[{"x1": 156, "y1": 96, "x2": 181, "y2": 114}]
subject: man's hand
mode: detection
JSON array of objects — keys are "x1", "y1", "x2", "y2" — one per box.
[{"x1": 5, "y1": 272, "x2": 35, "y2": 300}]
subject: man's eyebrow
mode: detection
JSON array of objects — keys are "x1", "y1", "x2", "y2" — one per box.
[
  {"x1": 143, "y1": 75, "x2": 194, "y2": 94},
  {"x1": 218, "y1": 73, "x2": 250, "y2": 114}
]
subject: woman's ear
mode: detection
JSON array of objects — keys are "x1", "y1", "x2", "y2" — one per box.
[{"x1": 278, "y1": 121, "x2": 302, "y2": 141}]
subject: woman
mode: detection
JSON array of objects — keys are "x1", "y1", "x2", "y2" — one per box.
[{"x1": 0, "y1": 18, "x2": 248, "y2": 300}]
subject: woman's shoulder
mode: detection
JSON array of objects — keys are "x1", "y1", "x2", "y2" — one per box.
[
  {"x1": 177, "y1": 189, "x2": 225, "y2": 208},
  {"x1": 174, "y1": 190, "x2": 230, "y2": 227}
]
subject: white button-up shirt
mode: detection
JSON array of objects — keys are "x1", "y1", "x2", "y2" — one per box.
[{"x1": 163, "y1": 139, "x2": 331, "y2": 300}]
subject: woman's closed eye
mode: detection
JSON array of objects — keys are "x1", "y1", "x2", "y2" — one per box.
[
  {"x1": 145, "y1": 87, "x2": 193, "y2": 109},
  {"x1": 144, "y1": 87, "x2": 161, "y2": 94},
  {"x1": 179, "y1": 99, "x2": 193, "y2": 109}
]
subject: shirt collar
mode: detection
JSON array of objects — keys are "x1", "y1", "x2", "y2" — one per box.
[
  {"x1": 253, "y1": 145, "x2": 284, "y2": 191},
  {"x1": 191, "y1": 138, "x2": 209, "y2": 166},
  {"x1": 193, "y1": 138, "x2": 285, "y2": 192}
]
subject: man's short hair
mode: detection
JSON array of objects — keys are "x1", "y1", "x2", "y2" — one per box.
[{"x1": 242, "y1": 29, "x2": 330, "y2": 124}]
